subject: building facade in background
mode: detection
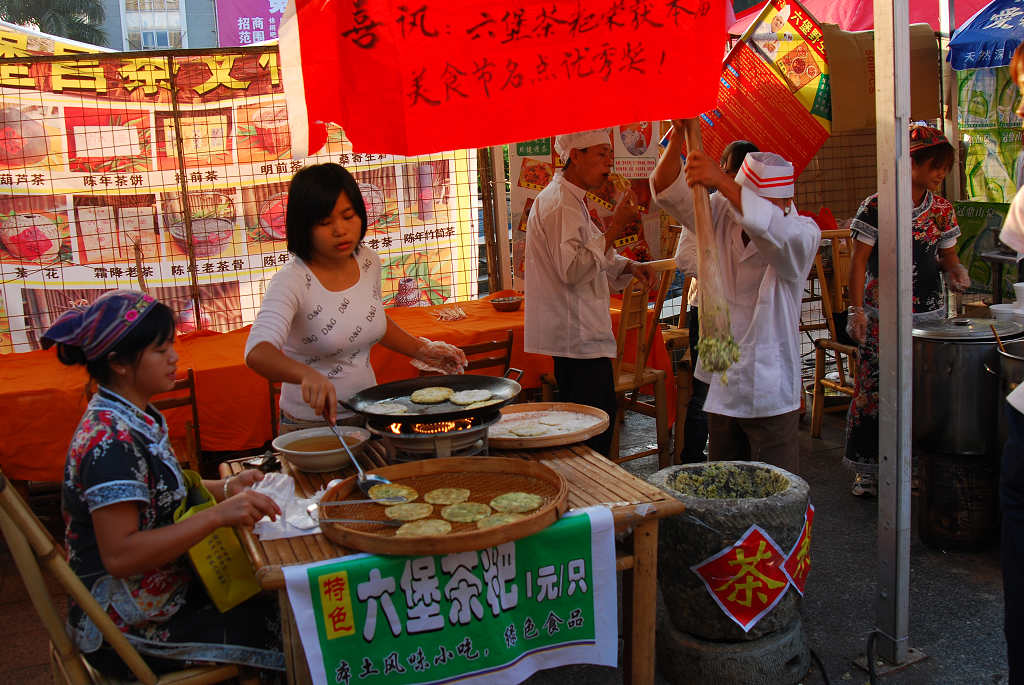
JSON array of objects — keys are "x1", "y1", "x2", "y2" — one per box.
[{"x1": 98, "y1": 0, "x2": 218, "y2": 50}]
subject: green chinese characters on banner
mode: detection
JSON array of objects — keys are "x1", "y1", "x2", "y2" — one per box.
[
  {"x1": 305, "y1": 514, "x2": 596, "y2": 684},
  {"x1": 953, "y1": 201, "x2": 1012, "y2": 298},
  {"x1": 515, "y1": 139, "x2": 551, "y2": 158},
  {"x1": 810, "y1": 73, "x2": 832, "y2": 121}
]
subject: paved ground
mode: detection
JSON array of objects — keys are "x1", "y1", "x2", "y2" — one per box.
[
  {"x1": 0, "y1": 409, "x2": 1010, "y2": 684},
  {"x1": 606, "y1": 410, "x2": 1008, "y2": 685}
]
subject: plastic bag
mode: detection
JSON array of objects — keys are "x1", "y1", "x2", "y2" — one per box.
[
  {"x1": 173, "y1": 470, "x2": 262, "y2": 612},
  {"x1": 693, "y1": 215, "x2": 739, "y2": 382}
]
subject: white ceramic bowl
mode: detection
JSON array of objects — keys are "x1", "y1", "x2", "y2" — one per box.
[
  {"x1": 271, "y1": 426, "x2": 369, "y2": 473},
  {"x1": 988, "y1": 303, "x2": 1024, "y2": 325},
  {"x1": 1014, "y1": 282, "x2": 1024, "y2": 304}
]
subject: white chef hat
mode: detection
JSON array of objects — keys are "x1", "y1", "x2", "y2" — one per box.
[
  {"x1": 734, "y1": 152, "x2": 796, "y2": 199},
  {"x1": 554, "y1": 129, "x2": 611, "y2": 160}
]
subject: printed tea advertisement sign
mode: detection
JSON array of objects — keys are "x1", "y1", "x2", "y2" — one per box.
[
  {"x1": 0, "y1": 23, "x2": 481, "y2": 353},
  {"x1": 283, "y1": 508, "x2": 616, "y2": 685},
  {"x1": 679, "y1": 0, "x2": 832, "y2": 175}
]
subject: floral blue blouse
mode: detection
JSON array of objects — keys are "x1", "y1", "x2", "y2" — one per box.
[
  {"x1": 63, "y1": 386, "x2": 191, "y2": 652},
  {"x1": 62, "y1": 386, "x2": 283, "y2": 671}
]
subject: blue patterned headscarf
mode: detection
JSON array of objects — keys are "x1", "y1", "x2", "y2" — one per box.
[{"x1": 41, "y1": 290, "x2": 158, "y2": 361}]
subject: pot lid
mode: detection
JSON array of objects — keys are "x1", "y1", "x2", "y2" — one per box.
[{"x1": 912, "y1": 317, "x2": 1024, "y2": 340}]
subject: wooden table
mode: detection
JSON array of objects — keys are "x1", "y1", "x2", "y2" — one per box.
[
  {"x1": 222, "y1": 445, "x2": 685, "y2": 685},
  {"x1": 1, "y1": 293, "x2": 674, "y2": 482}
]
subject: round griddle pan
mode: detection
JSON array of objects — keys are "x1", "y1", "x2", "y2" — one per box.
[{"x1": 342, "y1": 372, "x2": 522, "y2": 423}]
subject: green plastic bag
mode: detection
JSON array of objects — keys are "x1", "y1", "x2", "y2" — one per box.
[{"x1": 173, "y1": 470, "x2": 262, "y2": 613}]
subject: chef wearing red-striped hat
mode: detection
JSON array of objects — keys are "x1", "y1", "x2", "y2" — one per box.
[{"x1": 650, "y1": 120, "x2": 819, "y2": 474}]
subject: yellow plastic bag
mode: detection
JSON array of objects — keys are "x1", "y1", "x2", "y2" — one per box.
[{"x1": 173, "y1": 470, "x2": 261, "y2": 613}]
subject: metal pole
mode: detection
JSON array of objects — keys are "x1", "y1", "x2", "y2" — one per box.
[
  {"x1": 939, "y1": 0, "x2": 962, "y2": 202},
  {"x1": 873, "y1": 0, "x2": 914, "y2": 666},
  {"x1": 166, "y1": 54, "x2": 204, "y2": 327}
]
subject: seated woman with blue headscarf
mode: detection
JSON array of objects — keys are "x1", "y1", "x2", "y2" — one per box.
[{"x1": 41, "y1": 290, "x2": 285, "y2": 679}]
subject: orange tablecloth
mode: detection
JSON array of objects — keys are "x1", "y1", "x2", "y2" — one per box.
[{"x1": 0, "y1": 292, "x2": 675, "y2": 481}]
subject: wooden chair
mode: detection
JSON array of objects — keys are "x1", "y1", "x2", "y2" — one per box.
[
  {"x1": 660, "y1": 274, "x2": 693, "y2": 354},
  {"x1": 657, "y1": 275, "x2": 695, "y2": 463},
  {"x1": 0, "y1": 467, "x2": 240, "y2": 685},
  {"x1": 810, "y1": 229, "x2": 859, "y2": 438},
  {"x1": 458, "y1": 331, "x2": 515, "y2": 375},
  {"x1": 82, "y1": 370, "x2": 203, "y2": 473},
  {"x1": 608, "y1": 258, "x2": 678, "y2": 468},
  {"x1": 417, "y1": 332, "x2": 517, "y2": 376},
  {"x1": 150, "y1": 368, "x2": 203, "y2": 474}
]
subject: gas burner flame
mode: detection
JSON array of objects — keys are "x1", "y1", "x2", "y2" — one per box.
[
  {"x1": 414, "y1": 421, "x2": 457, "y2": 434},
  {"x1": 387, "y1": 418, "x2": 475, "y2": 435}
]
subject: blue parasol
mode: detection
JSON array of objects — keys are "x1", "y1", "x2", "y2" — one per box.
[{"x1": 949, "y1": 0, "x2": 1024, "y2": 70}]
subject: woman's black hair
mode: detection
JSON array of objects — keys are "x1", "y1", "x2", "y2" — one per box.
[
  {"x1": 285, "y1": 163, "x2": 368, "y2": 261},
  {"x1": 55, "y1": 302, "x2": 176, "y2": 385},
  {"x1": 720, "y1": 140, "x2": 760, "y2": 175},
  {"x1": 911, "y1": 141, "x2": 956, "y2": 173}
]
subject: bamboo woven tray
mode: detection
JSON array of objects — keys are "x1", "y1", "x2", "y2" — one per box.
[
  {"x1": 487, "y1": 402, "x2": 609, "y2": 449},
  {"x1": 318, "y1": 457, "x2": 568, "y2": 555}
]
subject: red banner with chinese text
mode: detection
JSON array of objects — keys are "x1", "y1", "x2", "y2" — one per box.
[{"x1": 280, "y1": 0, "x2": 727, "y2": 156}]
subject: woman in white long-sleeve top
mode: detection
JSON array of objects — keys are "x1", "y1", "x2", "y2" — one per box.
[
  {"x1": 650, "y1": 118, "x2": 819, "y2": 474},
  {"x1": 245, "y1": 164, "x2": 465, "y2": 432}
]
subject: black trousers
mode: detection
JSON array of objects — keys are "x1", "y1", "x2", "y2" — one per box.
[
  {"x1": 1003, "y1": 403, "x2": 1024, "y2": 685},
  {"x1": 553, "y1": 356, "x2": 618, "y2": 457},
  {"x1": 682, "y1": 306, "x2": 709, "y2": 462}
]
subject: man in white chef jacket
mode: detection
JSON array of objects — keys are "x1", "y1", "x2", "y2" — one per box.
[
  {"x1": 524, "y1": 129, "x2": 654, "y2": 456},
  {"x1": 650, "y1": 119, "x2": 818, "y2": 474}
]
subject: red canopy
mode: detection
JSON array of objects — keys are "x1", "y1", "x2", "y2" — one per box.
[{"x1": 730, "y1": 0, "x2": 991, "y2": 34}]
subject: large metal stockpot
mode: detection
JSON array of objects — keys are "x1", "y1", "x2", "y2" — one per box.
[{"x1": 913, "y1": 317, "x2": 1024, "y2": 455}]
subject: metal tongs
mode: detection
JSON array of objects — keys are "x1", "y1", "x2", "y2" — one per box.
[{"x1": 305, "y1": 502, "x2": 403, "y2": 527}]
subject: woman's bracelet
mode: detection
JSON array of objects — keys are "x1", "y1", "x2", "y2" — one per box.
[{"x1": 223, "y1": 475, "x2": 234, "y2": 500}]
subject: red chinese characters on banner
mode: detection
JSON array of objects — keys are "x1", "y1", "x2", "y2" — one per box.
[
  {"x1": 318, "y1": 571, "x2": 356, "y2": 639},
  {"x1": 280, "y1": 0, "x2": 728, "y2": 156},
  {"x1": 783, "y1": 502, "x2": 814, "y2": 595},
  {"x1": 691, "y1": 525, "x2": 789, "y2": 632}
]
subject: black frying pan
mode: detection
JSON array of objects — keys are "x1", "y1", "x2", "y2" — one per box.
[{"x1": 342, "y1": 371, "x2": 523, "y2": 423}]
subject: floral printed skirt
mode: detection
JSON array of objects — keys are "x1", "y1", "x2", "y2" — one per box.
[
  {"x1": 844, "y1": 316, "x2": 880, "y2": 474},
  {"x1": 81, "y1": 581, "x2": 284, "y2": 678}
]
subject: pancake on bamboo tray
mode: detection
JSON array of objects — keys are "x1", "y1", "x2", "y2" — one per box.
[
  {"x1": 317, "y1": 457, "x2": 569, "y2": 555},
  {"x1": 488, "y1": 402, "x2": 609, "y2": 449}
]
